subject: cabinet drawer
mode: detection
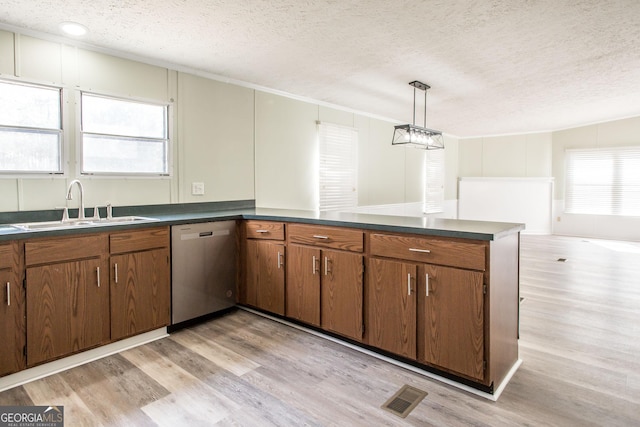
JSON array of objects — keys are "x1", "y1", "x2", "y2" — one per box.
[
  {"x1": 0, "y1": 244, "x2": 11, "y2": 269},
  {"x1": 369, "y1": 233, "x2": 485, "y2": 271},
  {"x1": 26, "y1": 234, "x2": 108, "y2": 266},
  {"x1": 245, "y1": 221, "x2": 285, "y2": 240},
  {"x1": 288, "y1": 224, "x2": 363, "y2": 252},
  {"x1": 110, "y1": 226, "x2": 169, "y2": 254}
]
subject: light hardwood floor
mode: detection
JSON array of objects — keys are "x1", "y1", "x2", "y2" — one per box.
[{"x1": 1, "y1": 235, "x2": 639, "y2": 426}]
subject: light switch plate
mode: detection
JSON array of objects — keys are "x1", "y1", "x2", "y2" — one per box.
[{"x1": 191, "y1": 182, "x2": 205, "y2": 195}]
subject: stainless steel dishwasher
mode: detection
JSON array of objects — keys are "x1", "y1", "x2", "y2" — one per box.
[{"x1": 171, "y1": 220, "x2": 237, "y2": 328}]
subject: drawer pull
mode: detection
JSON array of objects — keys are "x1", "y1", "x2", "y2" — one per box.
[
  {"x1": 312, "y1": 255, "x2": 320, "y2": 275},
  {"x1": 97, "y1": 266, "x2": 101, "y2": 287},
  {"x1": 407, "y1": 273, "x2": 412, "y2": 295},
  {"x1": 114, "y1": 263, "x2": 119, "y2": 284},
  {"x1": 409, "y1": 248, "x2": 431, "y2": 254},
  {"x1": 6, "y1": 282, "x2": 9, "y2": 306},
  {"x1": 277, "y1": 251, "x2": 283, "y2": 269},
  {"x1": 324, "y1": 256, "x2": 330, "y2": 275},
  {"x1": 256, "y1": 229, "x2": 269, "y2": 233},
  {"x1": 313, "y1": 235, "x2": 329, "y2": 240}
]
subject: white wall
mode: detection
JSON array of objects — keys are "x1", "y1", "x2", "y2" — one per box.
[
  {"x1": 177, "y1": 73, "x2": 255, "y2": 203},
  {"x1": 254, "y1": 92, "x2": 319, "y2": 210},
  {"x1": 458, "y1": 133, "x2": 553, "y2": 178},
  {"x1": 458, "y1": 177, "x2": 554, "y2": 234},
  {"x1": 552, "y1": 116, "x2": 640, "y2": 240},
  {"x1": 457, "y1": 132, "x2": 553, "y2": 232}
]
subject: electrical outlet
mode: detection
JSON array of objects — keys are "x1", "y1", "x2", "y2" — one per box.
[{"x1": 191, "y1": 182, "x2": 205, "y2": 195}]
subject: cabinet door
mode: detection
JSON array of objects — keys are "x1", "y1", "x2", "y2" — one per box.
[
  {"x1": 419, "y1": 264, "x2": 485, "y2": 381},
  {"x1": 246, "y1": 240, "x2": 285, "y2": 315},
  {"x1": 321, "y1": 249, "x2": 363, "y2": 341},
  {"x1": 111, "y1": 248, "x2": 170, "y2": 341},
  {"x1": 27, "y1": 258, "x2": 109, "y2": 366},
  {"x1": 0, "y1": 268, "x2": 25, "y2": 376},
  {"x1": 286, "y1": 245, "x2": 321, "y2": 326},
  {"x1": 366, "y1": 258, "x2": 417, "y2": 359}
]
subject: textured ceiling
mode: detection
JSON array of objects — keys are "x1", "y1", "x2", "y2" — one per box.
[{"x1": 2, "y1": 0, "x2": 640, "y2": 137}]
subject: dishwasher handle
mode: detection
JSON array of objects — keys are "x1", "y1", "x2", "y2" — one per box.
[{"x1": 179, "y1": 229, "x2": 230, "y2": 241}]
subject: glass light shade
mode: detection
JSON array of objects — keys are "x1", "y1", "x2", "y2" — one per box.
[{"x1": 392, "y1": 124, "x2": 444, "y2": 149}]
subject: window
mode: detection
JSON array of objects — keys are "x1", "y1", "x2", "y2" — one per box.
[
  {"x1": 318, "y1": 122, "x2": 358, "y2": 211},
  {"x1": 0, "y1": 80, "x2": 62, "y2": 174},
  {"x1": 425, "y1": 149, "x2": 445, "y2": 213},
  {"x1": 81, "y1": 93, "x2": 170, "y2": 175},
  {"x1": 565, "y1": 147, "x2": 640, "y2": 216}
]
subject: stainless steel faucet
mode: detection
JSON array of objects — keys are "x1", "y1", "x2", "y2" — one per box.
[{"x1": 66, "y1": 179, "x2": 85, "y2": 220}]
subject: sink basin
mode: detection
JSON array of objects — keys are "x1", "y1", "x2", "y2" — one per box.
[{"x1": 12, "y1": 216, "x2": 155, "y2": 231}]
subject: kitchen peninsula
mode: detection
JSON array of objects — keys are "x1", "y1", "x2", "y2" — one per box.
[{"x1": 0, "y1": 201, "x2": 523, "y2": 398}]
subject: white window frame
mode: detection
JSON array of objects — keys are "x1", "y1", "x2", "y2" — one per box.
[
  {"x1": 79, "y1": 91, "x2": 171, "y2": 177},
  {"x1": 318, "y1": 121, "x2": 358, "y2": 211},
  {"x1": 0, "y1": 79, "x2": 63, "y2": 175},
  {"x1": 424, "y1": 149, "x2": 445, "y2": 213},
  {"x1": 565, "y1": 146, "x2": 640, "y2": 216}
]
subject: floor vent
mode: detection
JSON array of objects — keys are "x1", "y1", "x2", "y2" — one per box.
[{"x1": 382, "y1": 384, "x2": 427, "y2": 418}]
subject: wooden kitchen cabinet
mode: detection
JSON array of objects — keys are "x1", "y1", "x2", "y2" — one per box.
[
  {"x1": 242, "y1": 221, "x2": 286, "y2": 315},
  {"x1": 110, "y1": 227, "x2": 171, "y2": 341},
  {"x1": 287, "y1": 224, "x2": 364, "y2": 341},
  {"x1": 366, "y1": 257, "x2": 417, "y2": 358},
  {"x1": 286, "y1": 244, "x2": 321, "y2": 326},
  {"x1": 287, "y1": 244, "x2": 364, "y2": 338},
  {"x1": 0, "y1": 241, "x2": 25, "y2": 377},
  {"x1": 418, "y1": 264, "x2": 484, "y2": 380},
  {"x1": 367, "y1": 232, "x2": 488, "y2": 381},
  {"x1": 25, "y1": 234, "x2": 110, "y2": 366}
]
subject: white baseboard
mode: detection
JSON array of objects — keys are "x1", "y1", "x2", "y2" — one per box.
[{"x1": 0, "y1": 328, "x2": 168, "y2": 393}]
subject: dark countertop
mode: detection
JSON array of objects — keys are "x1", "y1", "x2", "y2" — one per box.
[{"x1": 0, "y1": 201, "x2": 525, "y2": 242}]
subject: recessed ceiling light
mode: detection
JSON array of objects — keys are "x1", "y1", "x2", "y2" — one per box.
[{"x1": 59, "y1": 21, "x2": 88, "y2": 37}]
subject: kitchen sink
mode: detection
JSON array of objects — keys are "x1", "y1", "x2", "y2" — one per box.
[{"x1": 11, "y1": 216, "x2": 156, "y2": 231}]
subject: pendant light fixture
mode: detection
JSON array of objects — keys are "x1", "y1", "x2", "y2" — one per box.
[{"x1": 392, "y1": 81, "x2": 444, "y2": 150}]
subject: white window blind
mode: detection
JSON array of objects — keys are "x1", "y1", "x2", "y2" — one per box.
[
  {"x1": 318, "y1": 122, "x2": 358, "y2": 211},
  {"x1": 565, "y1": 146, "x2": 640, "y2": 216},
  {"x1": 425, "y1": 149, "x2": 445, "y2": 213}
]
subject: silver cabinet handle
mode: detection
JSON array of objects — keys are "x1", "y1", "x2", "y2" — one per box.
[
  {"x1": 312, "y1": 255, "x2": 317, "y2": 275},
  {"x1": 426, "y1": 273, "x2": 430, "y2": 296},
  {"x1": 6, "y1": 282, "x2": 9, "y2": 306},
  {"x1": 256, "y1": 229, "x2": 269, "y2": 233},
  {"x1": 97, "y1": 266, "x2": 101, "y2": 287},
  {"x1": 409, "y1": 248, "x2": 431, "y2": 253},
  {"x1": 407, "y1": 273, "x2": 411, "y2": 295},
  {"x1": 277, "y1": 251, "x2": 282, "y2": 269},
  {"x1": 324, "y1": 256, "x2": 328, "y2": 275},
  {"x1": 114, "y1": 263, "x2": 119, "y2": 284},
  {"x1": 313, "y1": 235, "x2": 329, "y2": 240}
]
